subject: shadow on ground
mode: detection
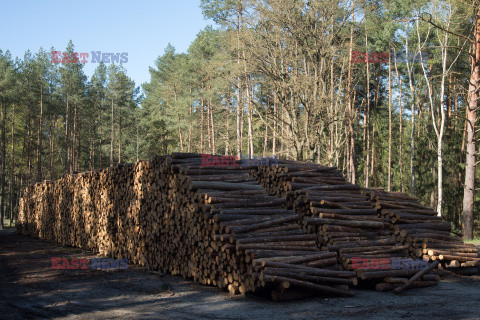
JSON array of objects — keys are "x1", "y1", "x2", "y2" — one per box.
[{"x1": 1, "y1": 229, "x2": 479, "y2": 320}]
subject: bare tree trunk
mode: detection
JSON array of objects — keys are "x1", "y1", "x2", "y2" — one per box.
[
  {"x1": 388, "y1": 53, "x2": 392, "y2": 191},
  {"x1": 72, "y1": 101, "x2": 77, "y2": 172},
  {"x1": 118, "y1": 117, "x2": 122, "y2": 163},
  {"x1": 263, "y1": 96, "x2": 268, "y2": 157},
  {"x1": 0, "y1": 98, "x2": 5, "y2": 228},
  {"x1": 75, "y1": 102, "x2": 80, "y2": 172},
  {"x1": 371, "y1": 121, "x2": 375, "y2": 186},
  {"x1": 371, "y1": 67, "x2": 380, "y2": 186},
  {"x1": 243, "y1": 62, "x2": 254, "y2": 157},
  {"x1": 49, "y1": 120, "x2": 54, "y2": 179},
  {"x1": 99, "y1": 100, "x2": 103, "y2": 169},
  {"x1": 200, "y1": 98, "x2": 204, "y2": 153},
  {"x1": 399, "y1": 79, "x2": 403, "y2": 191},
  {"x1": 27, "y1": 116, "x2": 32, "y2": 184},
  {"x1": 110, "y1": 98, "x2": 114, "y2": 166},
  {"x1": 328, "y1": 58, "x2": 335, "y2": 167},
  {"x1": 405, "y1": 23, "x2": 416, "y2": 196},
  {"x1": 394, "y1": 49, "x2": 403, "y2": 192},
  {"x1": 65, "y1": 96, "x2": 69, "y2": 173},
  {"x1": 462, "y1": 11, "x2": 480, "y2": 240},
  {"x1": 247, "y1": 89, "x2": 253, "y2": 157},
  {"x1": 37, "y1": 87, "x2": 43, "y2": 181},
  {"x1": 90, "y1": 124, "x2": 94, "y2": 171},
  {"x1": 226, "y1": 88, "x2": 231, "y2": 155},
  {"x1": 210, "y1": 96, "x2": 215, "y2": 154},
  {"x1": 273, "y1": 91, "x2": 277, "y2": 156},
  {"x1": 346, "y1": 5, "x2": 356, "y2": 184},
  {"x1": 364, "y1": 31, "x2": 370, "y2": 188},
  {"x1": 188, "y1": 86, "x2": 192, "y2": 153},
  {"x1": 178, "y1": 116, "x2": 184, "y2": 152},
  {"x1": 236, "y1": 85, "x2": 242, "y2": 158},
  {"x1": 207, "y1": 99, "x2": 211, "y2": 152},
  {"x1": 136, "y1": 121, "x2": 139, "y2": 161},
  {"x1": 236, "y1": 10, "x2": 242, "y2": 159},
  {"x1": 10, "y1": 105, "x2": 15, "y2": 223}
]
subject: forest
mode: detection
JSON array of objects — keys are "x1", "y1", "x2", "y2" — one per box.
[{"x1": 0, "y1": 0, "x2": 479, "y2": 240}]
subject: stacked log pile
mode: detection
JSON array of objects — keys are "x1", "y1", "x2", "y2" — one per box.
[
  {"x1": 251, "y1": 161, "x2": 407, "y2": 270},
  {"x1": 17, "y1": 153, "x2": 356, "y2": 299},
  {"x1": 251, "y1": 160, "x2": 445, "y2": 291},
  {"x1": 19, "y1": 162, "x2": 153, "y2": 266},
  {"x1": 155, "y1": 154, "x2": 356, "y2": 298},
  {"x1": 17, "y1": 153, "x2": 478, "y2": 297},
  {"x1": 373, "y1": 189, "x2": 480, "y2": 270}
]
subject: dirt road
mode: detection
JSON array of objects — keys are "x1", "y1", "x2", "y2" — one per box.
[{"x1": 1, "y1": 229, "x2": 479, "y2": 320}]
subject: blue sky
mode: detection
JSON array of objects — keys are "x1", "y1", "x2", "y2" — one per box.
[{"x1": 0, "y1": 0, "x2": 212, "y2": 87}]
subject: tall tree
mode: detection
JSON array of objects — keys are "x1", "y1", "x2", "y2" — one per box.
[{"x1": 0, "y1": 50, "x2": 16, "y2": 228}]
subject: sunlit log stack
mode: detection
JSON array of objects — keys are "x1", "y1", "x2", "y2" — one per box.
[
  {"x1": 250, "y1": 161, "x2": 408, "y2": 272},
  {"x1": 251, "y1": 161, "x2": 445, "y2": 291},
  {"x1": 19, "y1": 162, "x2": 153, "y2": 266},
  {"x1": 17, "y1": 153, "x2": 356, "y2": 300},
  {"x1": 153, "y1": 153, "x2": 356, "y2": 298},
  {"x1": 373, "y1": 188, "x2": 480, "y2": 270}
]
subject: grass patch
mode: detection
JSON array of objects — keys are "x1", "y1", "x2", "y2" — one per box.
[{"x1": 465, "y1": 238, "x2": 480, "y2": 245}]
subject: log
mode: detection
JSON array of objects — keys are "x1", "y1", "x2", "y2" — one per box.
[
  {"x1": 393, "y1": 261, "x2": 440, "y2": 293},
  {"x1": 190, "y1": 181, "x2": 263, "y2": 191},
  {"x1": 262, "y1": 275, "x2": 354, "y2": 297},
  {"x1": 306, "y1": 217, "x2": 385, "y2": 229}
]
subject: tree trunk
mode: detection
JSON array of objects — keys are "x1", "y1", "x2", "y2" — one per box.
[
  {"x1": 462, "y1": 10, "x2": 480, "y2": 240},
  {"x1": 347, "y1": 23, "x2": 356, "y2": 183},
  {"x1": 200, "y1": 98, "x2": 204, "y2": 153},
  {"x1": 328, "y1": 58, "x2": 335, "y2": 167},
  {"x1": 436, "y1": 38, "x2": 448, "y2": 218},
  {"x1": 73, "y1": 101, "x2": 78, "y2": 172},
  {"x1": 49, "y1": 120, "x2": 54, "y2": 179},
  {"x1": 118, "y1": 117, "x2": 122, "y2": 163},
  {"x1": 188, "y1": 86, "x2": 192, "y2": 153},
  {"x1": 207, "y1": 97, "x2": 211, "y2": 152},
  {"x1": 245, "y1": 79, "x2": 253, "y2": 157},
  {"x1": 110, "y1": 98, "x2": 114, "y2": 166},
  {"x1": 10, "y1": 105, "x2": 15, "y2": 223},
  {"x1": 405, "y1": 23, "x2": 416, "y2": 196},
  {"x1": 136, "y1": 121, "x2": 139, "y2": 161},
  {"x1": 210, "y1": 96, "x2": 215, "y2": 154},
  {"x1": 0, "y1": 98, "x2": 5, "y2": 228},
  {"x1": 236, "y1": 11, "x2": 243, "y2": 159},
  {"x1": 99, "y1": 100, "x2": 103, "y2": 169},
  {"x1": 27, "y1": 115, "x2": 32, "y2": 184},
  {"x1": 37, "y1": 86, "x2": 43, "y2": 181},
  {"x1": 273, "y1": 91, "x2": 277, "y2": 156},
  {"x1": 364, "y1": 32, "x2": 370, "y2": 188},
  {"x1": 388, "y1": 53, "x2": 392, "y2": 191},
  {"x1": 65, "y1": 96, "x2": 69, "y2": 173}
]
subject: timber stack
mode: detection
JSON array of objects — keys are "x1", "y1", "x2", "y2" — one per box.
[
  {"x1": 17, "y1": 153, "x2": 478, "y2": 297},
  {"x1": 18, "y1": 153, "x2": 356, "y2": 300},
  {"x1": 251, "y1": 161, "x2": 407, "y2": 268},
  {"x1": 373, "y1": 188, "x2": 480, "y2": 271},
  {"x1": 152, "y1": 153, "x2": 356, "y2": 298},
  {"x1": 251, "y1": 160, "x2": 441, "y2": 290}
]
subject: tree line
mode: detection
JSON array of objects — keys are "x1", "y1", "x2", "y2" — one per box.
[
  {"x1": 1, "y1": 0, "x2": 479, "y2": 239},
  {"x1": 142, "y1": 0, "x2": 480, "y2": 239},
  {"x1": 0, "y1": 41, "x2": 140, "y2": 228}
]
